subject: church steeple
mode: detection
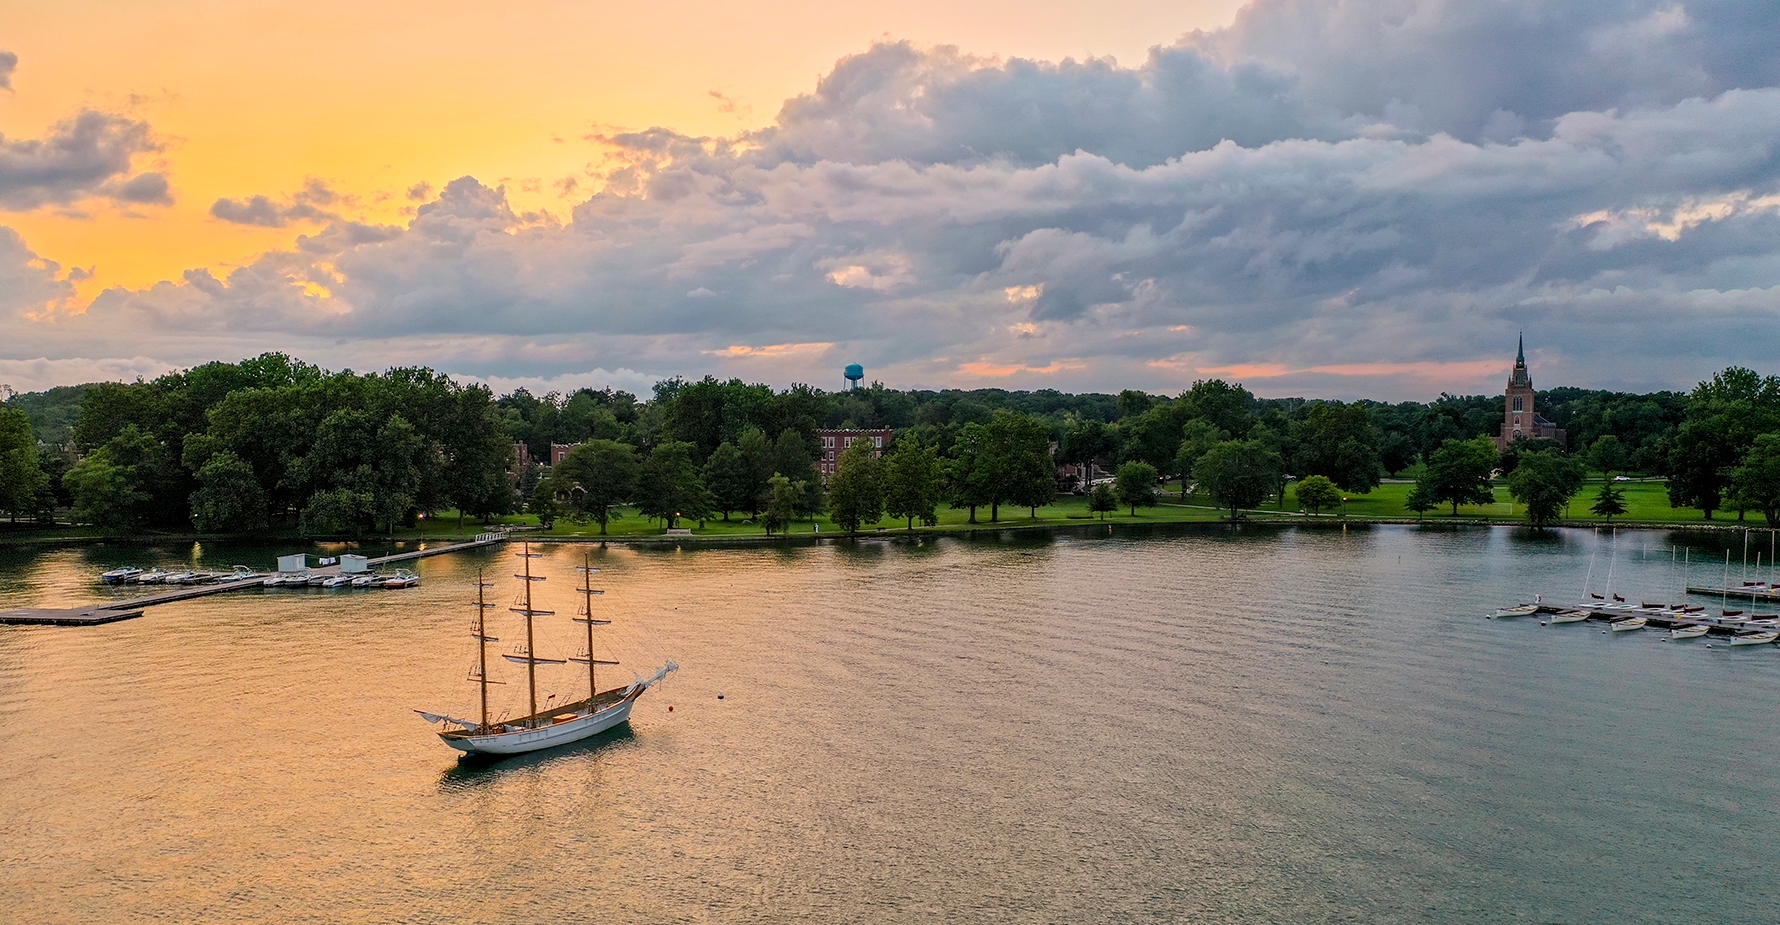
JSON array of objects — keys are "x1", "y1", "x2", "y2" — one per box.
[{"x1": 1509, "y1": 333, "x2": 1530, "y2": 388}]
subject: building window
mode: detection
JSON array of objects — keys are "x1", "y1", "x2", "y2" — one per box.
[
  {"x1": 1512, "y1": 396, "x2": 1523, "y2": 412},
  {"x1": 874, "y1": 436, "x2": 883, "y2": 448},
  {"x1": 824, "y1": 436, "x2": 834, "y2": 448}
]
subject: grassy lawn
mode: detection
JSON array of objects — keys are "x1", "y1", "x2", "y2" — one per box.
[
  {"x1": 1276, "y1": 477, "x2": 1741, "y2": 526},
  {"x1": 403, "y1": 476, "x2": 1752, "y2": 541}
]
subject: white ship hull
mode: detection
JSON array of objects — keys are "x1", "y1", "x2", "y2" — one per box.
[{"x1": 442, "y1": 698, "x2": 638, "y2": 755}]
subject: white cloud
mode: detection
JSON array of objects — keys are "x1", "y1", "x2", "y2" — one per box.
[{"x1": 7, "y1": 2, "x2": 1780, "y2": 399}]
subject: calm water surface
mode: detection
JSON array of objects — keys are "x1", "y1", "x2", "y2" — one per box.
[{"x1": 2, "y1": 525, "x2": 1778, "y2": 924}]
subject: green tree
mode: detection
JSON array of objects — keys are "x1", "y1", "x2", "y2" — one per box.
[
  {"x1": 1504, "y1": 450, "x2": 1585, "y2": 527},
  {"x1": 1113, "y1": 461, "x2": 1159, "y2": 515},
  {"x1": 1729, "y1": 434, "x2": 1780, "y2": 527},
  {"x1": 189, "y1": 450, "x2": 269, "y2": 532},
  {"x1": 828, "y1": 438, "x2": 886, "y2": 533},
  {"x1": 946, "y1": 422, "x2": 996, "y2": 523},
  {"x1": 1404, "y1": 482, "x2": 1436, "y2": 520},
  {"x1": 1088, "y1": 482, "x2": 1118, "y2": 520},
  {"x1": 1194, "y1": 439, "x2": 1282, "y2": 520},
  {"x1": 1173, "y1": 419, "x2": 1224, "y2": 500},
  {"x1": 0, "y1": 408, "x2": 46, "y2": 522},
  {"x1": 1178, "y1": 378, "x2": 1254, "y2": 438},
  {"x1": 298, "y1": 488, "x2": 374, "y2": 535},
  {"x1": 1059, "y1": 416, "x2": 1115, "y2": 493},
  {"x1": 883, "y1": 438, "x2": 943, "y2": 530},
  {"x1": 1419, "y1": 437, "x2": 1498, "y2": 515},
  {"x1": 551, "y1": 439, "x2": 639, "y2": 535},
  {"x1": 1590, "y1": 482, "x2": 1628, "y2": 523},
  {"x1": 702, "y1": 441, "x2": 752, "y2": 520},
  {"x1": 1667, "y1": 367, "x2": 1780, "y2": 519},
  {"x1": 1294, "y1": 474, "x2": 1342, "y2": 516},
  {"x1": 763, "y1": 472, "x2": 796, "y2": 536},
  {"x1": 1289, "y1": 401, "x2": 1382, "y2": 493},
  {"x1": 63, "y1": 425, "x2": 160, "y2": 532},
  {"x1": 735, "y1": 425, "x2": 772, "y2": 517},
  {"x1": 1587, "y1": 434, "x2": 1628, "y2": 477},
  {"x1": 636, "y1": 441, "x2": 710, "y2": 529},
  {"x1": 527, "y1": 479, "x2": 560, "y2": 526}
]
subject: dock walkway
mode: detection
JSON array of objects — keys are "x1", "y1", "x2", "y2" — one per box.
[{"x1": 0, "y1": 533, "x2": 508, "y2": 626}]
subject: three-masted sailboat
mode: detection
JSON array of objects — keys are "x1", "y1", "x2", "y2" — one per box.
[{"x1": 418, "y1": 543, "x2": 677, "y2": 756}]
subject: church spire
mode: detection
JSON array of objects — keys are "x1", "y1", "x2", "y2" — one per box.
[{"x1": 1516, "y1": 332, "x2": 1524, "y2": 365}]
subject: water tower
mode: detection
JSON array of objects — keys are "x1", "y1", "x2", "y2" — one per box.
[{"x1": 844, "y1": 363, "x2": 864, "y2": 390}]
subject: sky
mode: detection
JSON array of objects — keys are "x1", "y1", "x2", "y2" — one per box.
[{"x1": 2, "y1": 0, "x2": 1777, "y2": 402}]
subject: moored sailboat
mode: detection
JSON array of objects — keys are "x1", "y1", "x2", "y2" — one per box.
[{"x1": 418, "y1": 545, "x2": 676, "y2": 756}]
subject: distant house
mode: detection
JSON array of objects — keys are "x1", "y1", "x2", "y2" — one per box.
[
  {"x1": 1495, "y1": 336, "x2": 1567, "y2": 451},
  {"x1": 817, "y1": 428, "x2": 893, "y2": 479},
  {"x1": 550, "y1": 443, "x2": 579, "y2": 466}
]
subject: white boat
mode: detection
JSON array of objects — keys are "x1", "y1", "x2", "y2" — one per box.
[
  {"x1": 163, "y1": 570, "x2": 197, "y2": 584},
  {"x1": 351, "y1": 574, "x2": 380, "y2": 587},
  {"x1": 228, "y1": 566, "x2": 262, "y2": 581},
  {"x1": 1669, "y1": 624, "x2": 1710, "y2": 640},
  {"x1": 381, "y1": 569, "x2": 420, "y2": 589},
  {"x1": 1728, "y1": 631, "x2": 1778, "y2": 646},
  {"x1": 419, "y1": 545, "x2": 676, "y2": 757},
  {"x1": 1609, "y1": 616, "x2": 1648, "y2": 632},
  {"x1": 1545, "y1": 610, "x2": 1590, "y2": 624},
  {"x1": 99, "y1": 566, "x2": 142, "y2": 583},
  {"x1": 320, "y1": 575, "x2": 355, "y2": 588},
  {"x1": 136, "y1": 568, "x2": 170, "y2": 584},
  {"x1": 1491, "y1": 604, "x2": 1539, "y2": 618}
]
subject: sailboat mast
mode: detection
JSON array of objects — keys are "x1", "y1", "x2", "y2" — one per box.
[
  {"x1": 525, "y1": 544, "x2": 539, "y2": 728},
  {"x1": 584, "y1": 554, "x2": 597, "y2": 700},
  {"x1": 478, "y1": 569, "x2": 490, "y2": 731}
]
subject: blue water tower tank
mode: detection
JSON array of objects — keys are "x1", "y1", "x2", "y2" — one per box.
[{"x1": 844, "y1": 364, "x2": 864, "y2": 389}]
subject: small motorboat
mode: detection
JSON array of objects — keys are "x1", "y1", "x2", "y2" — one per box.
[
  {"x1": 381, "y1": 569, "x2": 420, "y2": 588},
  {"x1": 163, "y1": 570, "x2": 197, "y2": 584},
  {"x1": 1728, "y1": 630, "x2": 1779, "y2": 646},
  {"x1": 320, "y1": 574, "x2": 356, "y2": 588},
  {"x1": 1544, "y1": 610, "x2": 1590, "y2": 624},
  {"x1": 351, "y1": 574, "x2": 383, "y2": 587},
  {"x1": 136, "y1": 568, "x2": 170, "y2": 584},
  {"x1": 1609, "y1": 616, "x2": 1648, "y2": 632},
  {"x1": 228, "y1": 566, "x2": 262, "y2": 581},
  {"x1": 99, "y1": 566, "x2": 143, "y2": 583},
  {"x1": 1669, "y1": 624, "x2": 1710, "y2": 640},
  {"x1": 1491, "y1": 604, "x2": 1539, "y2": 618},
  {"x1": 305, "y1": 573, "x2": 330, "y2": 586}
]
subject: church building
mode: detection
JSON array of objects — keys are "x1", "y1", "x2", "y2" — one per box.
[{"x1": 1496, "y1": 335, "x2": 1567, "y2": 451}]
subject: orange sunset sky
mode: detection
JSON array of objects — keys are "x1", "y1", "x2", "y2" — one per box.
[{"x1": 2, "y1": 1, "x2": 1775, "y2": 399}]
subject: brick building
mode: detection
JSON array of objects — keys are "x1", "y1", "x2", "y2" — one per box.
[
  {"x1": 1495, "y1": 336, "x2": 1567, "y2": 451},
  {"x1": 817, "y1": 428, "x2": 893, "y2": 479}
]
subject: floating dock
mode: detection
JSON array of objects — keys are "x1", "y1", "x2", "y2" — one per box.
[
  {"x1": 0, "y1": 533, "x2": 507, "y2": 626},
  {"x1": 1530, "y1": 604, "x2": 1778, "y2": 636},
  {"x1": 1686, "y1": 585, "x2": 1780, "y2": 602}
]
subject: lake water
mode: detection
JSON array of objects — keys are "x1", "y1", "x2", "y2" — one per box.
[{"x1": 2, "y1": 524, "x2": 1778, "y2": 924}]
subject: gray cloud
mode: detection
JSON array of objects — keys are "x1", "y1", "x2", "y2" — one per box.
[
  {"x1": 0, "y1": 51, "x2": 16, "y2": 92},
  {"x1": 210, "y1": 179, "x2": 352, "y2": 226},
  {"x1": 0, "y1": 109, "x2": 161, "y2": 211},
  {"x1": 111, "y1": 171, "x2": 173, "y2": 206},
  {"x1": 14, "y1": 1, "x2": 1780, "y2": 399}
]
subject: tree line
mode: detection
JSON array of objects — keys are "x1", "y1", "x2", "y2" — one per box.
[{"x1": 3, "y1": 355, "x2": 1774, "y2": 532}]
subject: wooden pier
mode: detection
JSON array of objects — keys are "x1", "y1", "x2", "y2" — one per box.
[
  {"x1": 0, "y1": 533, "x2": 508, "y2": 626},
  {"x1": 1534, "y1": 604, "x2": 1778, "y2": 636},
  {"x1": 1686, "y1": 585, "x2": 1780, "y2": 603}
]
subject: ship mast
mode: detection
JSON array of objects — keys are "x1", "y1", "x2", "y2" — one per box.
[
  {"x1": 515, "y1": 542, "x2": 547, "y2": 728},
  {"x1": 475, "y1": 569, "x2": 493, "y2": 731},
  {"x1": 573, "y1": 552, "x2": 615, "y2": 705}
]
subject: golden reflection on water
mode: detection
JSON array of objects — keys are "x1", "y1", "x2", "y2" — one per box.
[{"x1": 1, "y1": 527, "x2": 1778, "y2": 923}]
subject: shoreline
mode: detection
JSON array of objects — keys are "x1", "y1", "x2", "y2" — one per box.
[{"x1": 4, "y1": 512, "x2": 1771, "y2": 552}]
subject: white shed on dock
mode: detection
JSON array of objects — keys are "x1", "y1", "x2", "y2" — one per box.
[
  {"x1": 341, "y1": 555, "x2": 369, "y2": 573},
  {"x1": 277, "y1": 554, "x2": 308, "y2": 573}
]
